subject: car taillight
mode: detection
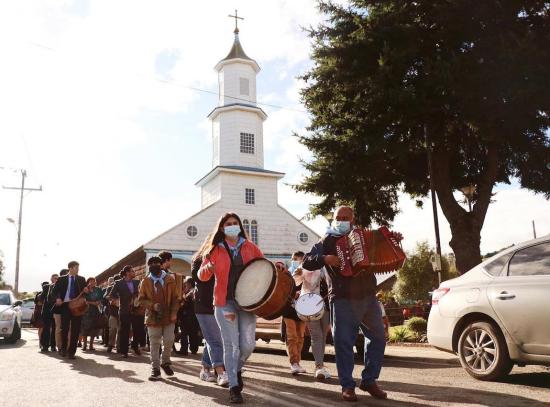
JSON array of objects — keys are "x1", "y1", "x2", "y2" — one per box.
[{"x1": 431, "y1": 287, "x2": 450, "y2": 305}]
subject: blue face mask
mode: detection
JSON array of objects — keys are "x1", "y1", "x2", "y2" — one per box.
[
  {"x1": 333, "y1": 220, "x2": 351, "y2": 235},
  {"x1": 224, "y1": 225, "x2": 241, "y2": 237},
  {"x1": 289, "y1": 260, "x2": 300, "y2": 273}
]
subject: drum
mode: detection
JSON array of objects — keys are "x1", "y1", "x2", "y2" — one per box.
[
  {"x1": 68, "y1": 296, "x2": 89, "y2": 317},
  {"x1": 235, "y1": 258, "x2": 294, "y2": 320},
  {"x1": 295, "y1": 293, "x2": 325, "y2": 322}
]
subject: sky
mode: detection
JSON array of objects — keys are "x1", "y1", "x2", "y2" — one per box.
[{"x1": 0, "y1": 0, "x2": 548, "y2": 293}]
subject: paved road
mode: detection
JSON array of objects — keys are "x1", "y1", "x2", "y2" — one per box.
[{"x1": 1, "y1": 329, "x2": 549, "y2": 406}]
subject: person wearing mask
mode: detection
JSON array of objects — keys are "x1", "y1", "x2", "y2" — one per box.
[
  {"x1": 303, "y1": 206, "x2": 387, "y2": 402},
  {"x1": 279, "y1": 254, "x2": 307, "y2": 375},
  {"x1": 80, "y1": 277, "x2": 103, "y2": 351},
  {"x1": 109, "y1": 266, "x2": 141, "y2": 358},
  {"x1": 138, "y1": 256, "x2": 179, "y2": 381},
  {"x1": 293, "y1": 265, "x2": 332, "y2": 381},
  {"x1": 158, "y1": 250, "x2": 181, "y2": 354},
  {"x1": 32, "y1": 283, "x2": 47, "y2": 343},
  {"x1": 191, "y1": 235, "x2": 229, "y2": 387},
  {"x1": 177, "y1": 277, "x2": 200, "y2": 355},
  {"x1": 51, "y1": 261, "x2": 89, "y2": 359},
  {"x1": 198, "y1": 212, "x2": 263, "y2": 404}
]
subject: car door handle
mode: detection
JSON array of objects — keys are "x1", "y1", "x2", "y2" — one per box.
[{"x1": 496, "y1": 291, "x2": 516, "y2": 300}]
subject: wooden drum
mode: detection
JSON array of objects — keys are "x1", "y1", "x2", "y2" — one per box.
[{"x1": 235, "y1": 258, "x2": 294, "y2": 320}]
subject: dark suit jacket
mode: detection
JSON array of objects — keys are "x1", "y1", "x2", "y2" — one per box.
[
  {"x1": 51, "y1": 274, "x2": 87, "y2": 302},
  {"x1": 109, "y1": 279, "x2": 139, "y2": 315}
]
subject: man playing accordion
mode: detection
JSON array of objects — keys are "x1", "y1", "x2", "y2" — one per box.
[{"x1": 303, "y1": 206, "x2": 388, "y2": 402}]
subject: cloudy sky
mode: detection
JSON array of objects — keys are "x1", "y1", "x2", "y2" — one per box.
[{"x1": 1, "y1": 0, "x2": 548, "y2": 292}]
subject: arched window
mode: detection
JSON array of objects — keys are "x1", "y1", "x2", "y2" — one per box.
[
  {"x1": 242, "y1": 219, "x2": 250, "y2": 238},
  {"x1": 251, "y1": 220, "x2": 258, "y2": 245}
]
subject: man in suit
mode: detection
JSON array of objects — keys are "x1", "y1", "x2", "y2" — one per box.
[
  {"x1": 108, "y1": 265, "x2": 140, "y2": 358},
  {"x1": 39, "y1": 273, "x2": 59, "y2": 352},
  {"x1": 52, "y1": 261, "x2": 88, "y2": 359}
]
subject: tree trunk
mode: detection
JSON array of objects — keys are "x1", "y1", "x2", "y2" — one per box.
[{"x1": 447, "y1": 212, "x2": 482, "y2": 274}]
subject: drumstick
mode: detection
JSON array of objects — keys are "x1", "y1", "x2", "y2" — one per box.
[{"x1": 315, "y1": 293, "x2": 330, "y2": 306}]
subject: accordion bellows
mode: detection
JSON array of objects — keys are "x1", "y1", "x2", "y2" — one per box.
[{"x1": 336, "y1": 226, "x2": 406, "y2": 276}]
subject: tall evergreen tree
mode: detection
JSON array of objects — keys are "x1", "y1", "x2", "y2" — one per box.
[{"x1": 297, "y1": 0, "x2": 550, "y2": 273}]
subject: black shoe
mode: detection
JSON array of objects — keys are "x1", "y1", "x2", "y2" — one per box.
[
  {"x1": 50, "y1": 347, "x2": 57, "y2": 352},
  {"x1": 237, "y1": 371, "x2": 243, "y2": 392},
  {"x1": 229, "y1": 387, "x2": 243, "y2": 404},
  {"x1": 133, "y1": 346, "x2": 141, "y2": 355},
  {"x1": 40, "y1": 348, "x2": 49, "y2": 353},
  {"x1": 149, "y1": 368, "x2": 161, "y2": 381},
  {"x1": 122, "y1": 353, "x2": 128, "y2": 358},
  {"x1": 161, "y1": 363, "x2": 174, "y2": 376},
  {"x1": 107, "y1": 346, "x2": 113, "y2": 353},
  {"x1": 68, "y1": 354, "x2": 76, "y2": 360}
]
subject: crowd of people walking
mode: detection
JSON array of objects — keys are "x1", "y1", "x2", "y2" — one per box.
[{"x1": 31, "y1": 206, "x2": 389, "y2": 404}]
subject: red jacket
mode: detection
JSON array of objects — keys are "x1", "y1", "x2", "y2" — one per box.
[{"x1": 198, "y1": 239, "x2": 264, "y2": 306}]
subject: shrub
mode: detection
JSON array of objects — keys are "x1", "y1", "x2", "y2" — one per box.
[
  {"x1": 389, "y1": 326, "x2": 414, "y2": 343},
  {"x1": 407, "y1": 317, "x2": 428, "y2": 336}
]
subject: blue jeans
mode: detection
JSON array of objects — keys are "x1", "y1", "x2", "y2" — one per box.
[
  {"x1": 214, "y1": 300, "x2": 256, "y2": 388},
  {"x1": 196, "y1": 313, "x2": 224, "y2": 368},
  {"x1": 331, "y1": 295, "x2": 385, "y2": 389}
]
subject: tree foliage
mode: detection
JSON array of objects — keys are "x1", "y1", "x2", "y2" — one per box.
[
  {"x1": 392, "y1": 241, "x2": 456, "y2": 303},
  {"x1": 0, "y1": 251, "x2": 6, "y2": 289},
  {"x1": 296, "y1": 0, "x2": 550, "y2": 273}
]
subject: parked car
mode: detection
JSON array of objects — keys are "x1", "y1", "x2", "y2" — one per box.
[
  {"x1": 428, "y1": 236, "x2": 550, "y2": 381},
  {"x1": 0, "y1": 290, "x2": 23, "y2": 343},
  {"x1": 20, "y1": 298, "x2": 35, "y2": 325}
]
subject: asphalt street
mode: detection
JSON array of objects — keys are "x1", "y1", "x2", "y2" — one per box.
[{"x1": 1, "y1": 328, "x2": 549, "y2": 407}]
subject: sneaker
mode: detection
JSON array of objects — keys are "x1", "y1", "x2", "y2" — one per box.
[
  {"x1": 161, "y1": 363, "x2": 174, "y2": 376},
  {"x1": 315, "y1": 366, "x2": 331, "y2": 381},
  {"x1": 290, "y1": 363, "x2": 302, "y2": 375},
  {"x1": 149, "y1": 368, "x2": 161, "y2": 381},
  {"x1": 229, "y1": 386, "x2": 243, "y2": 404},
  {"x1": 296, "y1": 364, "x2": 306, "y2": 373},
  {"x1": 217, "y1": 371, "x2": 229, "y2": 387},
  {"x1": 199, "y1": 369, "x2": 217, "y2": 382}
]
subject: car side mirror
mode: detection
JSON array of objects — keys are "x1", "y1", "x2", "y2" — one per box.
[{"x1": 12, "y1": 300, "x2": 22, "y2": 307}]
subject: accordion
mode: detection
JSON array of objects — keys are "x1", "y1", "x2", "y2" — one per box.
[{"x1": 335, "y1": 226, "x2": 406, "y2": 277}]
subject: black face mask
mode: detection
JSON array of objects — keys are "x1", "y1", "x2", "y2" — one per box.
[{"x1": 149, "y1": 265, "x2": 161, "y2": 276}]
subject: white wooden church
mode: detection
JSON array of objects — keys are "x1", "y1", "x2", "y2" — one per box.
[{"x1": 97, "y1": 25, "x2": 320, "y2": 282}]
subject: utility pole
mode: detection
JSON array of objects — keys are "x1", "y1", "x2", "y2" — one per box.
[
  {"x1": 425, "y1": 126, "x2": 442, "y2": 286},
  {"x1": 2, "y1": 169, "x2": 42, "y2": 294},
  {"x1": 532, "y1": 220, "x2": 537, "y2": 239}
]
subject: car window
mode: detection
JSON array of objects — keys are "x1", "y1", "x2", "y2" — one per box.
[
  {"x1": 484, "y1": 252, "x2": 513, "y2": 276},
  {"x1": 0, "y1": 293, "x2": 11, "y2": 305},
  {"x1": 508, "y1": 242, "x2": 550, "y2": 277}
]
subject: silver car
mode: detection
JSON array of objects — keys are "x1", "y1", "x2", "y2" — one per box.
[
  {"x1": 0, "y1": 290, "x2": 23, "y2": 343},
  {"x1": 428, "y1": 236, "x2": 550, "y2": 381}
]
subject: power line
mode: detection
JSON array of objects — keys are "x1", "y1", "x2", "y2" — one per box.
[{"x1": 26, "y1": 40, "x2": 308, "y2": 114}]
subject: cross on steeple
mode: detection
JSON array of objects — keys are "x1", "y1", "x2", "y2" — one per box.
[{"x1": 228, "y1": 9, "x2": 244, "y2": 34}]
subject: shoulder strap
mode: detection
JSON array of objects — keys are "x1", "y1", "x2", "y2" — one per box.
[{"x1": 221, "y1": 241, "x2": 235, "y2": 266}]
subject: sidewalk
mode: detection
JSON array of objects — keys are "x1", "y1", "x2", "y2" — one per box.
[{"x1": 385, "y1": 343, "x2": 460, "y2": 365}]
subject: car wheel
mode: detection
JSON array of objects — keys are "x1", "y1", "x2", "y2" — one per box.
[
  {"x1": 458, "y1": 321, "x2": 513, "y2": 381},
  {"x1": 6, "y1": 321, "x2": 21, "y2": 344}
]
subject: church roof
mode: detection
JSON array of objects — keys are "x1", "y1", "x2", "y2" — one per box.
[
  {"x1": 207, "y1": 103, "x2": 267, "y2": 121},
  {"x1": 195, "y1": 165, "x2": 285, "y2": 186},
  {"x1": 215, "y1": 32, "x2": 260, "y2": 72}
]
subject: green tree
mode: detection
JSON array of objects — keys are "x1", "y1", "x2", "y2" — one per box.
[
  {"x1": 296, "y1": 1, "x2": 550, "y2": 274},
  {"x1": 392, "y1": 241, "x2": 455, "y2": 303}
]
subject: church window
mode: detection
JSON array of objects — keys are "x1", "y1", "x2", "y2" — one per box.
[
  {"x1": 245, "y1": 188, "x2": 255, "y2": 205},
  {"x1": 251, "y1": 220, "x2": 258, "y2": 244},
  {"x1": 240, "y1": 132, "x2": 255, "y2": 154},
  {"x1": 243, "y1": 219, "x2": 250, "y2": 237},
  {"x1": 186, "y1": 225, "x2": 198, "y2": 238},
  {"x1": 298, "y1": 232, "x2": 309, "y2": 244},
  {"x1": 240, "y1": 77, "x2": 250, "y2": 96}
]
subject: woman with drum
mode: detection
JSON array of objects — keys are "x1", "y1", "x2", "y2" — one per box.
[
  {"x1": 198, "y1": 213, "x2": 264, "y2": 404},
  {"x1": 293, "y1": 265, "x2": 332, "y2": 381}
]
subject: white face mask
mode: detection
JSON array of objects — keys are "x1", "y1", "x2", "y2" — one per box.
[
  {"x1": 224, "y1": 224, "x2": 241, "y2": 237},
  {"x1": 289, "y1": 260, "x2": 300, "y2": 272}
]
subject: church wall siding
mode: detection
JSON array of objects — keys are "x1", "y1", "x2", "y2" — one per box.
[
  {"x1": 218, "y1": 110, "x2": 264, "y2": 168},
  {"x1": 220, "y1": 63, "x2": 257, "y2": 106}
]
